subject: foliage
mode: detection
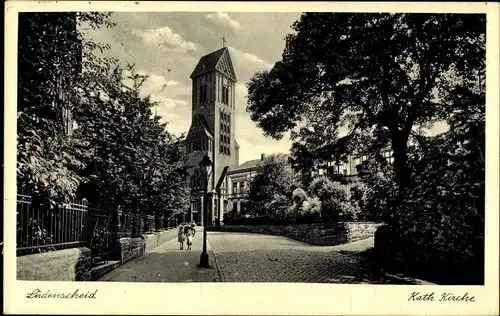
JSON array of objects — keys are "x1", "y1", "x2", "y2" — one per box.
[
  {"x1": 373, "y1": 79, "x2": 485, "y2": 284},
  {"x1": 246, "y1": 13, "x2": 486, "y2": 195},
  {"x1": 74, "y1": 64, "x2": 189, "y2": 219},
  {"x1": 379, "y1": 132, "x2": 484, "y2": 284},
  {"x1": 356, "y1": 158, "x2": 398, "y2": 221},
  {"x1": 310, "y1": 176, "x2": 348, "y2": 203},
  {"x1": 291, "y1": 187, "x2": 308, "y2": 206},
  {"x1": 285, "y1": 188, "x2": 321, "y2": 223},
  {"x1": 17, "y1": 12, "x2": 190, "y2": 221},
  {"x1": 247, "y1": 154, "x2": 299, "y2": 217},
  {"x1": 17, "y1": 12, "x2": 116, "y2": 204},
  {"x1": 307, "y1": 176, "x2": 361, "y2": 221}
]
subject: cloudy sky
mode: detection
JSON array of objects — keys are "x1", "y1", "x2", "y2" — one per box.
[{"x1": 85, "y1": 12, "x2": 302, "y2": 165}]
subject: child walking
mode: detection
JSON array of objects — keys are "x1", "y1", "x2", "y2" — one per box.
[{"x1": 178, "y1": 224, "x2": 185, "y2": 250}]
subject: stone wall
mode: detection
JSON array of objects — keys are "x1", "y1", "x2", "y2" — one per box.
[
  {"x1": 17, "y1": 247, "x2": 92, "y2": 281},
  {"x1": 208, "y1": 222, "x2": 381, "y2": 246},
  {"x1": 17, "y1": 228, "x2": 181, "y2": 281},
  {"x1": 118, "y1": 236, "x2": 146, "y2": 264},
  {"x1": 345, "y1": 222, "x2": 381, "y2": 243}
]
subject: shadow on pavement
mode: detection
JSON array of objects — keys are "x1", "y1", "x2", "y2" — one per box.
[{"x1": 98, "y1": 250, "x2": 217, "y2": 283}]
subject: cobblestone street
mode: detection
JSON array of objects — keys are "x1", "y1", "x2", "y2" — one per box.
[
  {"x1": 208, "y1": 232, "x2": 433, "y2": 284},
  {"x1": 97, "y1": 229, "x2": 433, "y2": 284}
]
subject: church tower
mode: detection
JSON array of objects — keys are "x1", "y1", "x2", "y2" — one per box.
[{"x1": 184, "y1": 46, "x2": 240, "y2": 225}]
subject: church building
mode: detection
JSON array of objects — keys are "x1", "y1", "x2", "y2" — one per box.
[
  {"x1": 178, "y1": 45, "x2": 395, "y2": 225},
  {"x1": 179, "y1": 45, "x2": 241, "y2": 225}
]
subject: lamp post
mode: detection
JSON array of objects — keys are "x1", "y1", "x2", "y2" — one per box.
[{"x1": 199, "y1": 155, "x2": 213, "y2": 268}]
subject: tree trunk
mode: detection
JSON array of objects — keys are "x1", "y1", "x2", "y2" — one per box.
[
  {"x1": 388, "y1": 130, "x2": 411, "y2": 228},
  {"x1": 391, "y1": 131, "x2": 410, "y2": 195}
]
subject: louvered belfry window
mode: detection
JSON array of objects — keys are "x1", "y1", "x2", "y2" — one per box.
[
  {"x1": 222, "y1": 77, "x2": 229, "y2": 105},
  {"x1": 219, "y1": 109, "x2": 231, "y2": 156}
]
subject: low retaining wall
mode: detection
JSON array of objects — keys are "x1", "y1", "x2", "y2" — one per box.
[
  {"x1": 118, "y1": 236, "x2": 146, "y2": 264},
  {"x1": 208, "y1": 222, "x2": 381, "y2": 246},
  {"x1": 17, "y1": 229, "x2": 178, "y2": 281},
  {"x1": 17, "y1": 247, "x2": 93, "y2": 281}
]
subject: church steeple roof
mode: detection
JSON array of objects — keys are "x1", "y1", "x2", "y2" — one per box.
[{"x1": 190, "y1": 47, "x2": 237, "y2": 81}]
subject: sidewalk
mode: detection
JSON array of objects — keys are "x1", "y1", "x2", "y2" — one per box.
[{"x1": 97, "y1": 228, "x2": 219, "y2": 282}]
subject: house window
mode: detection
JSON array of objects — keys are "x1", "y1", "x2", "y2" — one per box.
[
  {"x1": 355, "y1": 158, "x2": 361, "y2": 166},
  {"x1": 233, "y1": 182, "x2": 238, "y2": 195}
]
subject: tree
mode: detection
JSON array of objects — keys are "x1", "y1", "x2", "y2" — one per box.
[
  {"x1": 17, "y1": 12, "x2": 115, "y2": 205},
  {"x1": 247, "y1": 154, "x2": 299, "y2": 218},
  {"x1": 246, "y1": 13, "x2": 485, "y2": 196},
  {"x1": 308, "y1": 176, "x2": 358, "y2": 222},
  {"x1": 383, "y1": 124, "x2": 485, "y2": 284},
  {"x1": 74, "y1": 64, "x2": 189, "y2": 221}
]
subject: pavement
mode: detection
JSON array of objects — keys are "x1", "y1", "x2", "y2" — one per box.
[
  {"x1": 98, "y1": 229, "x2": 219, "y2": 282},
  {"x1": 208, "y1": 232, "x2": 433, "y2": 284},
  {"x1": 98, "y1": 229, "x2": 433, "y2": 284}
]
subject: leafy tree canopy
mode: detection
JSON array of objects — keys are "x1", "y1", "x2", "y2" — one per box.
[
  {"x1": 74, "y1": 64, "x2": 189, "y2": 218},
  {"x1": 247, "y1": 154, "x2": 299, "y2": 217},
  {"x1": 246, "y1": 13, "x2": 485, "y2": 192},
  {"x1": 17, "y1": 12, "x2": 116, "y2": 204}
]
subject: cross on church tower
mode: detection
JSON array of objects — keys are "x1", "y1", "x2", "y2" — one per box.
[{"x1": 221, "y1": 36, "x2": 227, "y2": 48}]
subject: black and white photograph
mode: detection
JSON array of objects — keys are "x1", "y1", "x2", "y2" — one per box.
[{"x1": 4, "y1": 1, "x2": 499, "y2": 315}]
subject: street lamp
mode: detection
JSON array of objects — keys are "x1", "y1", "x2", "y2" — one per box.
[{"x1": 199, "y1": 155, "x2": 213, "y2": 268}]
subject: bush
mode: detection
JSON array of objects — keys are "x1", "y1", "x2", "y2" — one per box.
[
  {"x1": 265, "y1": 193, "x2": 292, "y2": 220},
  {"x1": 291, "y1": 188, "x2": 308, "y2": 206},
  {"x1": 308, "y1": 176, "x2": 361, "y2": 222},
  {"x1": 375, "y1": 130, "x2": 485, "y2": 285},
  {"x1": 357, "y1": 160, "x2": 398, "y2": 221},
  {"x1": 310, "y1": 176, "x2": 349, "y2": 203}
]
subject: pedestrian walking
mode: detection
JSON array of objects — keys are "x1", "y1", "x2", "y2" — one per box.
[
  {"x1": 191, "y1": 221, "x2": 196, "y2": 237},
  {"x1": 178, "y1": 224, "x2": 186, "y2": 250},
  {"x1": 186, "y1": 230, "x2": 193, "y2": 251}
]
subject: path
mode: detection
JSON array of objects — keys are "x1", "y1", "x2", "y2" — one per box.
[
  {"x1": 208, "y1": 232, "x2": 434, "y2": 284},
  {"x1": 98, "y1": 230, "x2": 217, "y2": 282},
  {"x1": 98, "y1": 230, "x2": 433, "y2": 284}
]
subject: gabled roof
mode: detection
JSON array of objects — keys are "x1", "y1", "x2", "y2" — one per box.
[
  {"x1": 190, "y1": 47, "x2": 237, "y2": 81},
  {"x1": 228, "y1": 159, "x2": 261, "y2": 174},
  {"x1": 237, "y1": 159, "x2": 261, "y2": 170}
]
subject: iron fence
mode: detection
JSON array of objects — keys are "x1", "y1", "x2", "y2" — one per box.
[
  {"x1": 87, "y1": 208, "x2": 113, "y2": 263},
  {"x1": 16, "y1": 194, "x2": 177, "y2": 257},
  {"x1": 16, "y1": 194, "x2": 88, "y2": 255}
]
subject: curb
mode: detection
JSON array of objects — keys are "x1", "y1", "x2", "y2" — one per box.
[
  {"x1": 90, "y1": 260, "x2": 121, "y2": 281},
  {"x1": 207, "y1": 238, "x2": 224, "y2": 282}
]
